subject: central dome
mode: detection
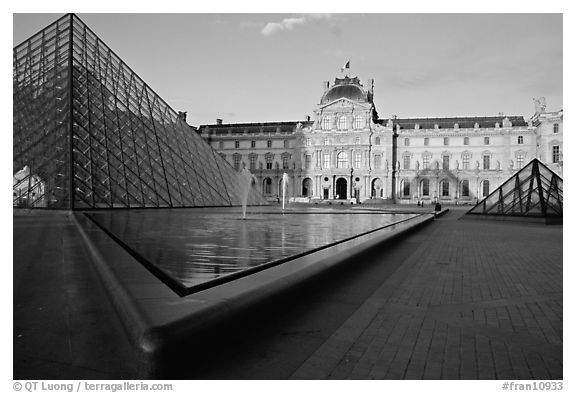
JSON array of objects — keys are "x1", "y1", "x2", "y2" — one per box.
[{"x1": 320, "y1": 76, "x2": 370, "y2": 104}]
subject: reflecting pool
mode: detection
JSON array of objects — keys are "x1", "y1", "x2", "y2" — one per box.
[{"x1": 86, "y1": 206, "x2": 417, "y2": 291}]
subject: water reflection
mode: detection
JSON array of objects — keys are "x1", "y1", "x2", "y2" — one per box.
[{"x1": 87, "y1": 208, "x2": 415, "y2": 288}]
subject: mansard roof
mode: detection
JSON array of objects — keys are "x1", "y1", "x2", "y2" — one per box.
[
  {"x1": 197, "y1": 121, "x2": 313, "y2": 135},
  {"x1": 382, "y1": 116, "x2": 528, "y2": 129}
]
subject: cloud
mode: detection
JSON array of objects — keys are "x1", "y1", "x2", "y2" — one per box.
[{"x1": 261, "y1": 14, "x2": 333, "y2": 36}]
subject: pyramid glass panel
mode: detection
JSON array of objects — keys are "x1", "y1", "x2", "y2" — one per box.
[
  {"x1": 466, "y1": 159, "x2": 563, "y2": 219},
  {"x1": 14, "y1": 14, "x2": 266, "y2": 209}
]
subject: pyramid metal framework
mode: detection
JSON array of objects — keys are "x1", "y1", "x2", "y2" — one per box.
[
  {"x1": 13, "y1": 14, "x2": 265, "y2": 209},
  {"x1": 466, "y1": 159, "x2": 562, "y2": 219}
]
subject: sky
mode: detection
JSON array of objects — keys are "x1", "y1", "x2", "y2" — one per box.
[{"x1": 12, "y1": 13, "x2": 562, "y2": 126}]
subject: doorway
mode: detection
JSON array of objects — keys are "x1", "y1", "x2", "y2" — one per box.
[{"x1": 335, "y1": 178, "x2": 347, "y2": 199}]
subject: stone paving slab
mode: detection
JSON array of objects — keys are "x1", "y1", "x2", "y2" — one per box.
[
  {"x1": 13, "y1": 214, "x2": 142, "y2": 379},
  {"x1": 290, "y1": 208, "x2": 562, "y2": 379}
]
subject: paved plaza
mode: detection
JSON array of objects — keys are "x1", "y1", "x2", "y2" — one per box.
[{"x1": 13, "y1": 207, "x2": 562, "y2": 379}]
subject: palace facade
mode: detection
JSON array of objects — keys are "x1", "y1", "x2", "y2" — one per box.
[{"x1": 197, "y1": 73, "x2": 563, "y2": 204}]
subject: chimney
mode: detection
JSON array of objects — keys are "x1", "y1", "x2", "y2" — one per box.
[
  {"x1": 323, "y1": 81, "x2": 330, "y2": 91},
  {"x1": 216, "y1": 118, "x2": 223, "y2": 125}
]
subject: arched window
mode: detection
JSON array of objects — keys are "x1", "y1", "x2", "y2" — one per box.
[
  {"x1": 461, "y1": 180, "x2": 470, "y2": 197},
  {"x1": 337, "y1": 151, "x2": 348, "y2": 168},
  {"x1": 375, "y1": 136, "x2": 381, "y2": 145},
  {"x1": 482, "y1": 180, "x2": 490, "y2": 197},
  {"x1": 421, "y1": 178, "x2": 430, "y2": 196},
  {"x1": 404, "y1": 138, "x2": 410, "y2": 146},
  {"x1": 441, "y1": 180, "x2": 450, "y2": 196},
  {"x1": 302, "y1": 178, "x2": 313, "y2": 197},
  {"x1": 283, "y1": 140, "x2": 289, "y2": 148},
  {"x1": 322, "y1": 117, "x2": 331, "y2": 130},
  {"x1": 401, "y1": 179, "x2": 410, "y2": 197},
  {"x1": 338, "y1": 116, "x2": 347, "y2": 130},
  {"x1": 517, "y1": 136, "x2": 524, "y2": 144},
  {"x1": 263, "y1": 178, "x2": 272, "y2": 195},
  {"x1": 353, "y1": 115, "x2": 364, "y2": 129},
  {"x1": 464, "y1": 137, "x2": 469, "y2": 145}
]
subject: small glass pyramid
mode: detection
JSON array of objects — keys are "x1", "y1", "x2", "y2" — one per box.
[{"x1": 466, "y1": 159, "x2": 562, "y2": 219}]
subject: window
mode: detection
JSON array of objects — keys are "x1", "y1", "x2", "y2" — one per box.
[
  {"x1": 421, "y1": 178, "x2": 430, "y2": 196},
  {"x1": 464, "y1": 137, "x2": 469, "y2": 145},
  {"x1": 402, "y1": 180, "x2": 410, "y2": 197},
  {"x1": 264, "y1": 178, "x2": 272, "y2": 195},
  {"x1": 443, "y1": 137, "x2": 449, "y2": 146},
  {"x1": 283, "y1": 140, "x2": 289, "y2": 148},
  {"x1": 354, "y1": 152, "x2": 362, "y2": 168},
  {"x1": 282, "y1": 155, "x2": 289, "y2": 169},
  {"x1": 219, "y1": 141, "x2": 224, "y2": 149},
  {"x1": 304, "y1": 154, "x2": 312, "y2": 169},
  {"x1": 266, "y1": 155, "x2": 273, "y2": 170},
  {"x1": 323, "y1": 153, "x2": 330, "y2": 169},
  {"x1": 305, "y1": 138, "x2": 311, "y2": 147},
  {"x1": 484, "y1": 137, "x2": 490, "y2": 145},
  {"x1": 483, "y1": 155, "x2": 490, "y2": 170},
  {"x1": 553, "y1": 123, "x2": 559, "y2": 134},
  {"x1": 423, "y1": 155, "x2": 431, "y2": 169},
  {"x1": 322, "y1": 117, "x2": 331, "y2": 130},
  {"x1": 251, "y1": 140, "x2": 256, "y2": 148},
  {"x1": 375, "y1": 137, "x2": 381, "y2": 145},
  {"x1": 462, "y1": 154, "x2": 470, "y2": 170},
  {"x1": 442, "y1": 155, "x2": 449, "y2": 170},
  {"x1": 324, "y1": 138, "x2": 329, "y2": 146},
  {"x1": 424, "y1": 137, "x2": 429, "y2": 146},
  {"x1": 267, "y1": 140, "x2": 272, "y2": 148},
  {"x1": 374, "y1": 155, "x2": 382, "y2": 169},
  {"x1": 552, "y1": 145, "x2": 560, "y2": 163},
  {"x1": 403, "y1": 155, "x2": 410, "y2": 170},
  {"x1": 404, "y1": 138, "x2": 410, "y2": 146},
  {"x1": 235, "y1": 140, "x2": 240, "y2": 149},
  {"x1": 354, "y1": 137, "x2": 360, "y2": 145},
  {"x1": 249, "y1": 155, "x2": 257, "y2": 170},
  {"x1": 461, "y1": 180, "x2": 469, "y2": 197},
  {"x1": 517, "y1": 136, "x2": 524, "y2": 144},
  {"x1": 353, "y1": 115, "x2": 364, "y2": 129},
  {"x1": 338, "y1": 116, "x2": 347, "y2": 130},
  {"x1": 337, "y1": 151, "x2": 348, "y2": 168},
  {"x1": 233, "y1": 154, "x2": 241, "y2": 170},
  {"x1": 441, "y1": 180, "x2": 449, "y2": 196},
  {"x1": 482, "y1": 180, "x2": 490, "y2": 197},
  {"x1": 516, "y1": 155, "x2": 524, "y2": 169}
]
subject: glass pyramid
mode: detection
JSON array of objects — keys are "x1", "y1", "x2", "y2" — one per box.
[
  {"x1": 13, "y1": 14, "x2": 265, "y2": 209},
  {"x1": 466, "y1": 159, "x2": 562, "y2": 219}
]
